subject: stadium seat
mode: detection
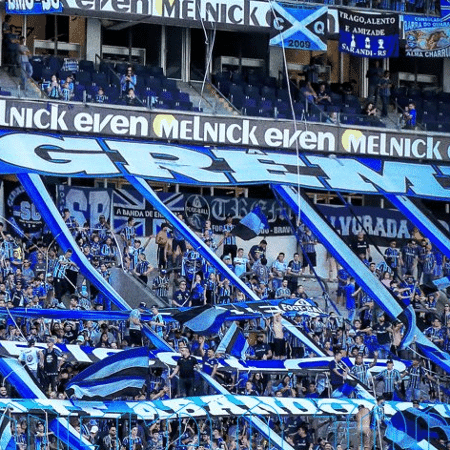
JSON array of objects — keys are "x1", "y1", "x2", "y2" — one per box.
[
  {"x1": 99, "y1": 61, "x2": 115, "y2": 75},
  {"x1": 161, "y1": 78, "x2": 178, "y2": 91},
  {"x1": 92, "y1": 72, "x2": 108, "y2": 87},
  {"x1": 76, "y1": 71, "x2": 92, "y2": 86},
  {"x1": 244, "y1": 85, "x2": 260, "y2": 98},
  {"x1": 47, "y1": 56, "x2": 62, "y2": 74},
  {"x1": 261, "y1": 86, "x2": 276, "y2": 102},
  {"x1": 41, "y1": 67, "x2": 53, "y2": 82},
  {"x1": 149, "y1": 66, "x2": 164, "y2": 78},
  {"x1": 79, "y1": 60, "x2": 95, "y2": 73}
]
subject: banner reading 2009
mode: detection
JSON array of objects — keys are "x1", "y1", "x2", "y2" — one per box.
[{"x1": 338, "y1": 10, "x2": 399, "y2": 57}]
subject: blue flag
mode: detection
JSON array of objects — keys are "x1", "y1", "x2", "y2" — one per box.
[
  {"x1": 0, "y1": 413, "x2": 15, "y2": 450},
  {"x1": 66, "y1": 347, "x2": 150, "y2": 399},
  {"x1": 216, "y1": 322, "x2": 250, "y2": 360},
  {"x1": 172, "y1": 305, "x2": 229, "y2": 335},
  {"x1": 232, "y1": 206, "x2": 269, "y2": 240},
  {"x1": 66, "y1": 376, "x2": 147, "y2": 400}
]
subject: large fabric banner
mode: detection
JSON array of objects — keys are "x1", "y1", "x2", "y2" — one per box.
[
  {"x1": 404, "y1": 15, "x2": 450, "y2": 57},
  {"x1": 317, "y1": 204, "x2": 413, "y2": 246},
  {"x1": 3, "y1": 99, "x2": 450, "y2": 163},
  {"x1": 58, "y1": 186, "x2": 294, "y2": 237},
  {"x1": 0, "y1": 396, "x2": 433, "y2": 420},
  {"x1": 338, "y1": 10, "x2": 399, "y2": 57},
  {"x1": 158, "y1": 192, "x2": 292, "y2": 234},
  {"x1": 2, "y1": 132, "x2": 450, "y2": 199},
  {"x1": 57, "y1": 185, "x2": 113, "y2": 230},
  {"x1": 270, "y1": 4, "x2": 328, "y2": 51},
  {"x1": 112, "y1": 187, "x2": 152, "y2": 236},
  {"x1": 4, "y1": 180, "x2": 44, "y2": 237}
]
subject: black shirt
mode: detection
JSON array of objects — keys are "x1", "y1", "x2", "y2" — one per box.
[
  {"x1": 294, "y1": 436, "x2": 310, "y2": 450},
  {"x1": 43, "y1": 348, "x2": 60, "y2": 375},
  {"x1": 173, "y1": 289, "x2": 190, "y2": 307},
  {"x1": 177, "y1": 355, "x2": 197, "y2": 379},
  {"x1": 253, "y1": 343, "x2": 271, "y2": 360},
  {"x1": 373, "y1": 322, "x2": 391, "y2": 345},
  {"x1": 329, "y1": 359, "x2": 344, "y2": 388},
  {"x1": 352, "y1": 238, "x2": 369, "y2": 256}
]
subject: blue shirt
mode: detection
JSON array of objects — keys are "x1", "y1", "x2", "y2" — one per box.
[{"x1": 345, "y1": 283, "x2": 356, "y2": 310}]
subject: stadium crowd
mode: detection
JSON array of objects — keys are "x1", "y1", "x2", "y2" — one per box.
[{"x1": 0, "y1": 204, "x2": 449, "y2": 449}]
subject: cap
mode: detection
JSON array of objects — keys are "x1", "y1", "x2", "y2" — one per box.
[
  {"x1": 151, "y1": 305, "x2": 158, "y2": 309},
  {"x1": 90, "y1": 426, "x2": 99, "y2": 434},
  {"x1": 139, "y1": 302, "x2": 146, "y2": 309},
  {"x1": 76, "y1": 335, "x2": 85, "y2": 343},
  {"x1": 387, "y1": 359, "x2": 394, "y2": 364},
  {"x1": 160, "y1": 269, "x2": 167, "y2": 274}
]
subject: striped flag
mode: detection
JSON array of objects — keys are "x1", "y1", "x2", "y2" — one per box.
[
  {"x1": 171, "y1": 305, "x2": 228, "y2": 335},
  {"x1": 216, "y1": 322, "x2": 249, "y2": 360},
  {"x1": 66, "y1": 377, "x2": 147, "y2": 400},
  {"x1": 232, "y1": 206, "x2": 269, "y2": 240},
  {"x1": 66, "y1": 347, "x2": 150, "y2": 399},
  {"x1": 0, "y1": 413, "x2": 15, "y2": 450}
]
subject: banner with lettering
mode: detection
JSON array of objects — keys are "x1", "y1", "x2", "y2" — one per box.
[
  {"x1": 57, "y1": 185, "x2": 113, "y2": 231},
  {"x1": 404, "y1": 15, "x2": 450, "y2": 57},
  {"x1": 4, "y1": 180, "x2": 44, "y2": 237},
  {"x1": 338, "y1": 10, "x2": 399, "y2": 57},
  {"x1": 269, "y1": 4, "x2": 328, "y2": 51},
  {"x1": 158, "y1": 192, "x2": 293, "y2": 235},
  {"x1": 6, "y1": 0, "x2": 62, "y2": 14},
  {"x1": 316, "y1": 204, "x2": 413, "y2": 246},
  {"x1": 60, "y1": 187, "x2": 294, "y2": 237}
]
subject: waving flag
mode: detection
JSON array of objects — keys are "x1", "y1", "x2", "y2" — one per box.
[
  {"x1": 171, "y1": 305, "x2": 229, "y2": 335},
  {"x1": 216, "y1": 322, "x2": 250, "y2": 360},
  {"x1": 66, "y1": 376, "x2": 147, "y2": 400},
  {"x1": 0, "y1": 413, "x2": 15, "y2": 450},
  {"x1": 232, "y1": 206, "x2": 269, "y2": 240},
  {"x1": 66, "y1": 347, "x2": 150, "y2": 399}
]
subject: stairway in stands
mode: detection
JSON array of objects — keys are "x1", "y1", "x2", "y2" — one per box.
[
  {"x1": 177, "y1": 79, "x2": 240, "y2": 116},
  {"x1": 0, "y1": 67, "x2": 42, "y2": 99}
]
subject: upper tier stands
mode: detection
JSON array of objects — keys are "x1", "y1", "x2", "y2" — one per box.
[{"x1": 12, "y1": 54, "x2": 448, "y2": 133}]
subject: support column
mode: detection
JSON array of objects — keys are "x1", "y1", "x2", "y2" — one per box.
[{"x1": 85, "y1": 18, "x2": 101, "y2": 64}]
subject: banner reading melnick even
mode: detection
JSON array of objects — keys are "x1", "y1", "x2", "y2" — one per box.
[{"x1": 0, "y1": 98, "x2": 449, "y2": 161}]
